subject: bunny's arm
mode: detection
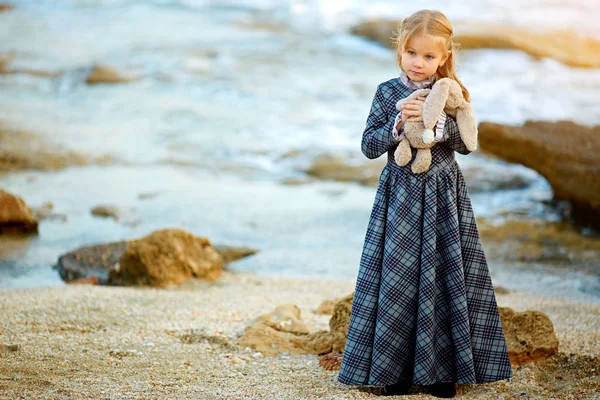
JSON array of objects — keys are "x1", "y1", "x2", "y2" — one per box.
[
  {"x1": 440, "y1": 115, "x2": 473, "y2": 155},
  {"x1": 361, "y1": 84, "x2": 399, "y2": 159}
]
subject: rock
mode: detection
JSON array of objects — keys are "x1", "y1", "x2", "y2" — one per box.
[
  {"x1": 245, "y1": 304, "x2": 309, "y2": 335},
  {"x1": 329, "y1": 294, "x2": 560, "y2": 366},
  {"x1": 313, "y1": 299, "x2": 337, "y2": 315},
  {"x1": 68, "y1": 276, "x2": 100, "y2": 285},
  {"x1": 86, "y1": 64, "x2": 137, "y2": 84},
  {"x1": 237, "y1": 304, "x2": 333, "y2": 357},
  {"x1": 55, "y1": 241, "x2": 126, "y2": 283},
  {"x1": 494, "y1": 286, "x2": 512, "y2": 295},
  {"x1": 0, "y1": 4, "x2": 13, "y2": 12},
  {"x1": 0, "y1": 125, "x2": 115, "y2": 171},
  {"x1": 91, "y1": 205, "x2": 123, "y2": 221},
  {"x1": 478, "y1": 121, "x2": 600, "y2": 226},
  {"x1": 213, "y1": 245, "x2": 259, "y2": 265},
  {"x1": 329, "y1": 292, "x2": 354, "y2": 353},
  {"x1": 1, "y1": 344, "x2": 20, "y2": 352},
  {"x1": 31, "y1": 202, "x2": 67, "y2": 222},
  {"x1": 107, "y1": 229, "x2": 223, "y2": 287},
  {"x1": 55, "y1": 237, "x2": 257, "y2": 284},
  {"x1": 498, "y1": 307, "x2": 559, "y2": 365},
  {"x1": 478, "y1": 217, "x2": 600, "y2": 266},
  {"x1": 0, "y1": 53, "x2": 12, "y2": 71},
  {"x1": 138, "y1": 192, "x2": 160, "y2": 200},
  {"x1": 0, "y1": 190, "x2": 38, "y2": 234},
  {"x1": 304, "y1": 154, "x2": 385, "y2": 186},
  {"x1": 462, "y1": 166, "x2": 532, "y2": 193},
  {"x1": 350, "y1": 20, "x2": 600, "y2": 68},
  {"x1": 319, "y1": 352, "x2": 343, "y2": 371}
]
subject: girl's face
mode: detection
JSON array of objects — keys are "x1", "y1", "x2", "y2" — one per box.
[{"x1": 401, "y1": 35, "x2": 450, "y2": 82}]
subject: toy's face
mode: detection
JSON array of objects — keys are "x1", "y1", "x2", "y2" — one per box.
[{"x1": 401, "y1": 35, "x2": 450, "y2": 82}]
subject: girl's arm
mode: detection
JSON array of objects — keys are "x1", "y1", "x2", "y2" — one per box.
[
  {"x1": 361, "y1": 84, "x2": 398, "y2": 159},
  {"x1": 439, "y1": 115, "x2": 472, "y2": 155}
]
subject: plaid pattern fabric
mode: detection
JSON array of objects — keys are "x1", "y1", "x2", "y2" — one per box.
[{"x1": 338, "y1": 78, "x2": 513, "y2": 386}]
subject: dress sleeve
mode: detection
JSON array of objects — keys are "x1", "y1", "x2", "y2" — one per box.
[
  {"x1": 439, "y1": 114, "x2": 472, "y2": 155},
  {"x1": 361, "y1": 84, "x2": 399, "y2": 159}
]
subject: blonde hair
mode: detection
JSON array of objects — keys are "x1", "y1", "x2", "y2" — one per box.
[{"x1": 393, "y1": 10, "x2": 470, "y2": 102}]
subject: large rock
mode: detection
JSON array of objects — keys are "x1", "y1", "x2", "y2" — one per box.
[
  {"x1": 329, "y1": 293, "x2": 354, "y2": 353},
  {"x1": 55, "y1": 241, "x2": 126, "y2": 284},
  {"x1": 351, "y1": 20, "x2": 600, "y2": 68},
  {"x1": 237, "y1": 304, "x2": 333, "y2": 356},
  {"x1": 323, "y1": 293, "x2": 559, "y2": 368},
  {"x1": 478, "y1": 121, "x2": 600, "y2": 225},
  {"x1": 107, "y1": 229, "x2": 223, "y2": 287},
  {"x1": 55, "y1": 236, "x2": 258, "y2": 284},
  {"x1": 499, "y1": 307, "x2": 559, "y2": 365},
  {"x1": 478, "y1": 218, "x2": 600, "y2": 266},
  {"x1": 0, "y1": 190, "x2": 38, "y2": 234}
]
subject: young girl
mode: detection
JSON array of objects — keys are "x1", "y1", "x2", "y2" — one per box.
[{"x1": 337, "y1": 10, "x2": 513, "y2": 398}]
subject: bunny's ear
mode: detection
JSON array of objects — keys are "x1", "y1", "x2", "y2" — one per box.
[
  {"x1": 455, "y1": 103, "x2": 478, "y2": 152},
  {"x1": 422, "y1": 79, "x2": 451, "y2": 129}
]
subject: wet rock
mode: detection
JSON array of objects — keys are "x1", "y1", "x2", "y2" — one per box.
[
  {"x1": 478, "y1": 121, "x2": 600, "y2": 226},
  {"x1": 498, "y1": 307, "x2": 559, "y2": 365},
  {"x1": 86, "y1": 63, "x2": 137, "y2": 84},
  {"x1": 107, "y1": 229, "x2": 223, "y2": 287},
  {"x1": 0, "y1": 190, "x2": 38, "y2": 234},
  {"x1": 237, "y1": 304, "x2": 333, "y2": 357},
  {"x1": 478, "y1": 218, "x2": 600, "y2": 267},
  {"x1": 0, "y1": 53, "x2": 12, "y2": 71},
  {"x1": 0, "y1": 125, "x2": 116, "y2": 171},
  {"x1": 350, "y1": 20, "x2": 600, "y2": 68},
  {"x1": 137, "y1": 191, "x2": 160, "y2": 200},
  {"x1": 31, "y1": 202, "x2": 67, "y2": 222},
  {"x1": 494, "y1": 286, "x2": 512, "y2": 295},
  {"x1": 304, "y1": 154, "x2": 385, "y2": 186},
  {"x1": 462, "y1": 166, "x2": 532, "y2": 193},
  {"x1": 280, "y1": 177, "x2": 316, "y2": 186},
  {"x1": 91, "y1": 205, "x2": 123, "y2": 221},
  {"x1": 55, "y1": 241, "x2": 126, "y2": 283},
  {"x1": 55, "y1": 237, "x2": 258, "y2": 284},
  {"x1": 213, "y1": 245, "x2": 259, "y2": 265}
]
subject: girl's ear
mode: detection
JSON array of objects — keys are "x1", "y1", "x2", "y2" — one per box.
[{"x1": 440, "y1": 50, "x2": 451, "y2": 67}]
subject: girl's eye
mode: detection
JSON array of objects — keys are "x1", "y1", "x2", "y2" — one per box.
[
  {"x1": 408, "y1": 51, "x2": 416, "y2": 55},
  {"x1": 426, "y1": 55, "x2": 434, "y2": 59}
]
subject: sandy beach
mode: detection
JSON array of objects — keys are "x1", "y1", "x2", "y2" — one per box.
[{"x1": 1, "y1": 269, "x2": 599, "y2": 399}]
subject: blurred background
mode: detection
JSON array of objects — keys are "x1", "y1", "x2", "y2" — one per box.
[{"x1": 0, "y1": 0, "x2": 598, "y2": 301}]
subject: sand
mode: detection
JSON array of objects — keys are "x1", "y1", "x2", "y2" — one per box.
[{"x1": 1, "y1": 269, "x2": 599, "y2": 399}]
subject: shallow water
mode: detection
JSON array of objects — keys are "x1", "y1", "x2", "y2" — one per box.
[{"x1": 0, "y1": 0, "x2": 598, "y2": 301}]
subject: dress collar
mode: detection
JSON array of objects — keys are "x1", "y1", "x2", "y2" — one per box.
[{"x1": 399, "y1": 69, "x2": 435, "y2": 90}]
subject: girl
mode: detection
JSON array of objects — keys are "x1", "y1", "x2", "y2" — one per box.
[{"x1": 337, "y1": 9, "x2": 513, "y2": 399}]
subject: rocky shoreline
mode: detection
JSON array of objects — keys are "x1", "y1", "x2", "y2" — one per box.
[{"x1": 1, "y1": 269, "x2": 599, "y2": 399}]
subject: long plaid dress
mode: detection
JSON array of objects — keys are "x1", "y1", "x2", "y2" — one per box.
[{"x1": 337, "y1": 77, "x2": 514, "y2": 386}]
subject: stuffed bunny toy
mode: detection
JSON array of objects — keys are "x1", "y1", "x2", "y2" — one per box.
[{"x1": 394, "y1": 78, "x2": 478, "y2": 174}]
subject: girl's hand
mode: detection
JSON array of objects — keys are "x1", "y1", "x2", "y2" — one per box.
[{"x1": 401, "y1": 95, "x2": 426, "y2": 122}]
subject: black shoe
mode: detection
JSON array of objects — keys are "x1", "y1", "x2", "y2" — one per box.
[
  {"x1": 382, "y1": 378, "x2": 412, "y2": 396},
  {"x1": 429, "y1": 382, "x2": 457, "y2": 398}
]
